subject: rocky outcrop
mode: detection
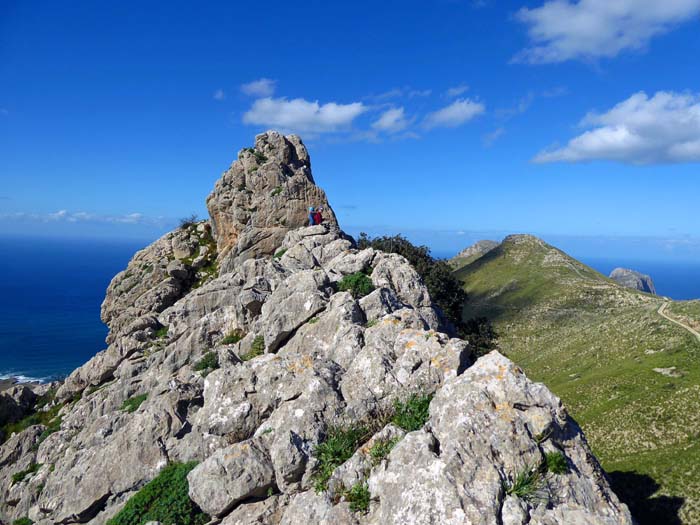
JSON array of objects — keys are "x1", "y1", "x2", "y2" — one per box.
[
  {"x1": 0, "y1": 133, "x2": 634, "y2": 525},
  {"x1": 450, "y1": 239, "x2": 499, "y2": 268},
  {"x1": 206, "y1": 130, "x2": 338, "y2": 267},
  {"x1": 609, "y1": 268, "x2": 656, "y2": 294}
]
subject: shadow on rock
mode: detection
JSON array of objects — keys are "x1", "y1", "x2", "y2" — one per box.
[{"x1": 608, "y1": 470, "x2": 684, "y2": 525}]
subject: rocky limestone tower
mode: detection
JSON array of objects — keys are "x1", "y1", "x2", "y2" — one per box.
[
  {"x1": 206, "y1": 130, "x2": 338, "y2": 266},
  {"x1": 609, "y1": 267, "x2": 656, "y2": 294}
]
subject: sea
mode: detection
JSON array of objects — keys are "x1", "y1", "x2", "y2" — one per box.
[{"x1": 1, "y1": 237, "x2": 698, "y2": 383}]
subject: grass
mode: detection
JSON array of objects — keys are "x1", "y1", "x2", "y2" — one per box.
[
  {"x1": 391, "y1": 394, "x2": 433, "y2": 432},
  {"x1": 106, "y1": 462, "x2": 208, "y2": 525},
  {"x1": 240, "y1": 336, "x2": 265, "y2": 361},
  {"x1": 545, "y1": 451, "x2": 568, "y2": 474},
  {"x1": 369, "y1": 437, "x2": 400, "y2": 464},
  {"x1": 345, "y1": 482, "x2": 370, "y2": 513},
  {"x1": 221, "y1": 329, "x2": 245, "y2": 345},
  {"x1": 365, "y1": 319, "x2": 378, "y2": 328},
  {"x1": 11, "y1": 462, "x2": 42, "y2": 484},
  {"x1": 271, "y1": 186, "x2": 283, "y2": 196},
  {"x1": 455, "y1": 234, "x2": 700, "y2": 523},
  {"x1": 121, "y1": 394, "x2": 148, "y2": 414},
  {"x1": 1, "y1": 394, "x2": 62, "y2": 446},
  {"x1": 273, "y1": 248, "x2": 287, "y2": 260},
  {"x1": 307, "y1": 317, "x2": 320, "y2": 324},
  {"x1": 504, "y1": 466, "x2": 545, "y2": 502},
  {"x1": 338, "y1": 272, "x2": 375, "y2": 299},
  {"x1": 193, "y1": 351, "x2": 219, "y2": 373},
  {"x1": 154, "y1": 325, "x2": 168, "y2": 339},
  {"x1": 13, "y1": 518, "x2": 34, "y2": 525},
  {"x1": 313, "y1": 426, "x2": 368, "y2": 492}
]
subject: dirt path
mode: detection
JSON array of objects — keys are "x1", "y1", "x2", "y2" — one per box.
[{"x1": 658, "y1": 302, "x2": 700, "y2": 343}]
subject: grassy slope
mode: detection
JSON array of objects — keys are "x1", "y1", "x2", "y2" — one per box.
[{"x1": 455, "y1": 235, "x2": 700, "y2": 525}]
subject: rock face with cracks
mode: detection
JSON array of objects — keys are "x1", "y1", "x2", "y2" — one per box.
[{"x1": 0, "y1": 132, "x2": 633, "y2": 525}]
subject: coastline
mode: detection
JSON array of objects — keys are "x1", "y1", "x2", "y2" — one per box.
[{"x1": 0, "y1": 376, "x2": 44, "y2": 392}]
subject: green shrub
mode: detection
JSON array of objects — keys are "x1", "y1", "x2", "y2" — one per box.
[
  {"x1": 13, "y1": 518, "x2": 34, "y2": 525},
  {"x1": 463, "y1": 316, "x2": 498, "y2": 357},
  {"x1": 38, "y1": 415, "x2": 62, "y2": 442},
  {"x1": 391, "y1": 394, "x2": 433, "y2": 432},
  {"x1": 273, "y1": 248, "x2": 287, "y2": 260},
  {"x1": 307, "y1": 317, "x2": 320, "y2": 324},
  {"x1": 338, "y1": 272, "x2": 375, "y2": 299},
  {"x1": 1, "y1": 400, "x2": 62, "y2": 446},
  {"x1": 106, "y1": 462, "x2": 208, "y2": 525},
  {"x1": 121, "y1": 394, "x2": 148, "y2": 414},
  {"x1": 545, "y1": 451, "x2": 568, "y2": 474},
  {"x1": 504, "y1": 466, "x2": 544, "y2": 501},
  {"x1": 313, "y1": 426, "x2": 368, "y2": 492},
  {"x1": 241, "y1": 336, "x2": 265, "y2": 361},
  {"x1": 193, "y1": 352, "x2": 219, "y2": 373},
  {"x1": 221, "y1": 329, "x2": 245, "y2": 345},
  {"x1": 369, "y1": 437, "x2": 400, "y2": 464},
  {"x1": 154, "y1": 326, "x2": 168, "y2": 339},
  {"x1": 356, "y1": 233, "x2": 468, "y2": 336},
  {"x1": 12, "y1": 463, "x2": 42, "y2": 484},
  {"x1": 345, "y1": 482, "x2": 371, "y2": 513}
]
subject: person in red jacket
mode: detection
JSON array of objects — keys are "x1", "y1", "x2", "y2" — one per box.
[{"x1": 313, "y1": 206, "x2": 324, "y2": 225}]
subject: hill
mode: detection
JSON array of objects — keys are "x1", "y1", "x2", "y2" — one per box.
[{"x1": 454, "y1": 234, "x2": 700, "y2": 525}]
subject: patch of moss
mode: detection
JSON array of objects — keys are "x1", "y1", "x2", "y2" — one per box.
[
  {"x1": 121, "y1": 394, "x2": 148, "y2": 414},
  {"x1": 12, "y1": 462, "x2": 42, "y2": 484}
]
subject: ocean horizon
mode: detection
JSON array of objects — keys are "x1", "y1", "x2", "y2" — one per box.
[{"x1": 1, "y1": 236, "x2": 698, "y2": 383}]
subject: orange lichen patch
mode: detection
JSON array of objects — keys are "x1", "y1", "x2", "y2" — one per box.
[
  {"x1": 286, "y1": 355, "x2": 314, "y2": 374},
  {"x1": 406, "y1": 341, "x2": 417, "y2": 349},
  {"x1": 495, "y1": 365, "x2": 507, "y2": 381},
  {"x1": 223, "y1": 443, "x2": 249, "y2": 460}
]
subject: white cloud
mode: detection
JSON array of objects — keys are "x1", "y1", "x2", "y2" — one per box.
[
  {"x1": 213, "y1": 89, "x2": 225, "y2": 101},
  {"x1": 423, "y1": 98, "x2": 485, "y2": 129},
  {"x1": 240, "y1": 78, "x2": 277, "y2": 97},
  {"x1": 445, "y1": 84, "x2": 469, "y2": 98},
  {"x1": 371, "y1": 107, "x2": 412, "y2": 134},
  {"x1": 243, "y1": 97, "x2": 367, "y2": 134},
  {"x1": 483, "y1": 127, "x2": 505, "y2": 147},
  {"x1": 514, "y1": 0, "x2": 700, "y2": 64},
  {"x1": 1, "y1": 210, "x2": 164, "y2": 226},
  {"x1": 366, "y1": 87, "x2": 431, "y2": 102},
  {"x1": 534, "y1": 91, "x2": 700, "y2": 164}
]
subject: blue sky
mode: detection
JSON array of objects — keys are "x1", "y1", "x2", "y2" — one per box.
[{"x1": 1, "y1": 0, "x2": 699, "y2": 261}]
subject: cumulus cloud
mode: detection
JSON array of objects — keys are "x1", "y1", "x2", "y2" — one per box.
[
  {"x1": 240, "y1": 78, "x2": 277, "y2": 97},
  {"x1": 534, "y1": 91, "x2": 700, "y2": 164},
  {"x1": 423, "y1": 99, "x2": 485, "y2": 129},
  {"x1": 514, "y1": 0, "x2": 700, "y2": 64},
  {"x1": 242, "y1": 97, "x2": 367, "y2": 134},
  {"x1": 371, "y1": 107, "x2": 412, "y2": 134},
  {"x1": 213, "y1": 89, "x2": 225, "y2": 101},
  {"x1": 445, "y1": 84, "x2": 469, "y2": 98}
]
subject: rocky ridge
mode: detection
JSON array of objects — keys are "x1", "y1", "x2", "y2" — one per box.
[
  {"x1": 449, "y1": 240, "x2": 500, "y2": 269},
  {"x1": 609, "y1": 268, "x2": 656, "y2": 295},
  {"x1": 0, "y1": 132, "x2": 633, "y2": 525}
]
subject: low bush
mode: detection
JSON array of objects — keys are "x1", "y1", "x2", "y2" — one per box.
[
  {"x1": 544, "y1": 451, "x2": 568, "y2": 474},
  {"x1": 154, "y1": 326, "x2": 168, "y2": 339},
  {"x1": 368, "y1": 436, "x2": 400, "y2": 464},
  {"x1": 462, "y1": 316, "x2": 498, "y2": 357},
  {"x1": 121, "y1": 394, "x2": 148, "y2": 414},
  {"x1": 193, "y1": 352, "x2": 219, "y2": 373},
  {"x1": 241, "y1": 336, "x2": 265, "y2": 361},
  {"x1": 345, "y1": 482, "x2": 371, "y2": 513},
  {"x1": 338, "y1": 272, "x2": 375, "y2": 299},
  {"x1": 313, "y1": 426, "x2": 368, "y2": 492},
  {"x1": 1, "y1": 400, "x2": 62, "y2": 446},
  {"x1": 106, "y1": 462, "x2": 208, "y2": 525},
  {"x1": 178, "y1": 214, "x2": 199, "y2": 230},
  {"x1": 13, "y1": 518, "x2": 34, "y2": 525},
  {"x1": 221, "y1": 329, "x2": 245, "y2": 345},
  {"x1": 12, "y1": 462, "x2": 42, "y2": 484},
  {"x1": 273, "y1": 248, "x2": 287, "y2": 260},
  {"x1": 504, "y1": 466, "x2": 545, "y2": 502},
  {"x1": 391, "y1": 394, "x2": 433, "y2": 432}
]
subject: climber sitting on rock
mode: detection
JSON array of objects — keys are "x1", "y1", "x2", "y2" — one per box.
[
  {"x1": 308, "y1": 206, "x2": 316, "y2": 226},
  {"x1": 313, "y1": 206, "x2": 324, "y2": 225}
]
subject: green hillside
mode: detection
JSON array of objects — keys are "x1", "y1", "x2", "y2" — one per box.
[{"x1": 455, "y1": 235, "x2": 700, "y2": 525}]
